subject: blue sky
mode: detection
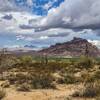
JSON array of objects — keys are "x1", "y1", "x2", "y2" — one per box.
[
  {"x1": 0, "y1": 0, "x2": 100, "y2": 50},
  {"x1": 15, "y1": 0, "x2": 64, "y2": 15}
]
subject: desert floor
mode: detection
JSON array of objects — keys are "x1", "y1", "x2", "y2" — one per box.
[{"x1": 0, "y1": 82, "x2": 94, "y2": 100}]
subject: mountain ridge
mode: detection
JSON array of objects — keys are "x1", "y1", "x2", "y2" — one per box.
[
  {"x1": 39, "y1": 37, "x2": 100, "y2": 57},
  {"x1": 0, "y1": 37, "x2": 100, "y2": 57}
]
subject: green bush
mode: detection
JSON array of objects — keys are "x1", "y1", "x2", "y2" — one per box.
[
  {"x1": 19, "y1": 56, "x2": 33, "y2": 66},
  {"x1": 77, "y1": 56, "x2": 94, "y2": 69},
  {"x1": 31, "y1": 73, "x2": 55, "y2": 89}
]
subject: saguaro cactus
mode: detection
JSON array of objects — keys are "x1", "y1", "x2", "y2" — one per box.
[
  {"x1": 85, "y1": 43, "x2": 89, "y2": 57},
  {"x1": 43, "y1": 53, "x2": 48, "y2": 65}
]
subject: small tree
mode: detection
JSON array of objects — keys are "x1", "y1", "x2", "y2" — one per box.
[{"x1": 20, "y1": 56, "x2": 33, "y2": 65}]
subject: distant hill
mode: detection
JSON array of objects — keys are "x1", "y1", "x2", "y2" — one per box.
[
  {"x1": 39, "y1": 37, "x2": 100, "y2": 57},
  {"x1": 0, "y1": 47, "x2": 37, "y2": 57}
]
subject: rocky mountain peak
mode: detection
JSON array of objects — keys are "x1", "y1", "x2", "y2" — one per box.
[
  {"x1": 39, "y1": 37, "x2": 100, "y2": 57},
  {"x1": 72, "y1": 37, "x2": 88, "y2": 42}
]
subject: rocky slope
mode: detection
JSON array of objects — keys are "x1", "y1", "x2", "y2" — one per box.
[{"x1": 39, "y1": 37, "x2": 100, "y2": 57}]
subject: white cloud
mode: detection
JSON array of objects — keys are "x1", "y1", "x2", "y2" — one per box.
[
  {"x1": 16, "y1": 35, "x2": 25, "y2": 40},
  {"x1": 43, "y1": 1, "x2": 54, "y2": 10},
  {"x1": 37, "y1": 0, "x2": 100, "y2": 31},
  {"x1": 15, "y1": 28, "x2": 89, "y2": 43},
  {"x1": 0, "y1": 0, "x2": 24, "y2": 12},
  {"x1": 88, "y1": 40, "x2": 100, "y2": 48},
  {"x1": 0, "y1": 11, "x2": 41, "y2": 34},
  {"x1": 26, "y1": 0, "x2": 33, "y2": 6},
  {"x1": 15, "y1": 28, "x2": 73, "y2": 43},
  {"x1": 4, "y1": 44, "x2": 20, "y2": 48},
  {"x1": 16, "y1": 35, "x2": 34, "y2": 41},
  {"x1": 0, "y1": 0, "x2": 99, "y2": 49},
  {"x1": 39, "y1": 36, "x2": 49, "y2": 40},
  {"x1": 1, "y1": 0, "x2": 100, "y2": 35}
]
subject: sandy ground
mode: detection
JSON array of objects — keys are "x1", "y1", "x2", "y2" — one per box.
[
  {"x1": 0, "y1": 84, "x2": 94, "y2": 100},
  {"x1": 3, "y1": 85, "x2": 72, "y2": 100}
]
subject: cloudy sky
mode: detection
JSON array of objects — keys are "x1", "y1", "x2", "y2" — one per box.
[{"x1": 0, "y1": 0, "x2": 100, "y2": 50}]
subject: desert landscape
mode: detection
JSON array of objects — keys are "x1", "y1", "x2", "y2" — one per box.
[
  {"x1": 0, "y1": 38, "x2": 99, "y2": 100},
  {"x1": 0, "y1": 0, "x2": 100, "y2": 100}
]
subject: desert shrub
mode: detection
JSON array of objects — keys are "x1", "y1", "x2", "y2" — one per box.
[
  {"x1": 77, "y1": 56, "x2": 94, "y2": 69},
  {"x1": 17, "y1": 83, "x2": 31, "y2": 92},
  {"x1": 72, "y1": 82, "x2": 100, "y2": 98},
  {"x1": 19, "y1": 56, "x2": 33, "y2": 66},
  {"x1": 8, "y1": 74, "x2": 17, "y2": 84},
  {"x1": 8, "y1": 73, "x2": 31, "y2": 85},
  {"x1": 44, "y1": 62, "x2": 64, "y2": 72},
  {"x1": 63, "y1": 74, "x2": 78, "y2": 84},
  {"x1": 65, "y1": 65, "x2": 78, "y2": 74},
  {"x1": 1, "y1": 80, "x2": 10, "y2": 88},
  {"x1": 7, "y1": 72, "x2": 55, "y2": 89},
  {"x1": 0, "y1": 88, "x2": 6, "y2": 100},
  {"x1": 96, "y1": 58, "x2": 100, "y2": 65},
  {"x1": 83, "y1": 70, "x2": 100, "y2": 84},
  {"x1": 0, "y1": 57, "x2": 18, "y2": 71},
  {"x1": 82, "y1": 83, "x2": 99, "y2": 97},
  {"x1": 16, "y1": 73, "x2": 27, "y2": 82},
  {"x1": 93, "y1": 70, "x2": 100, "y2": 80},
  {"x1": 31, "y1": 73, "x2": 55, "y2": 89},
  {"x1": 29, "y1": 62, "x2": 68, "y2": 73},
  {"x1": 83, "y1": 73, "x2": 95, "y2": 84}
]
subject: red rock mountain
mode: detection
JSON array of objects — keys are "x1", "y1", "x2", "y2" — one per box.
[{"x1": 39, "y1": 37, "x2": 100, "y2": 57}]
